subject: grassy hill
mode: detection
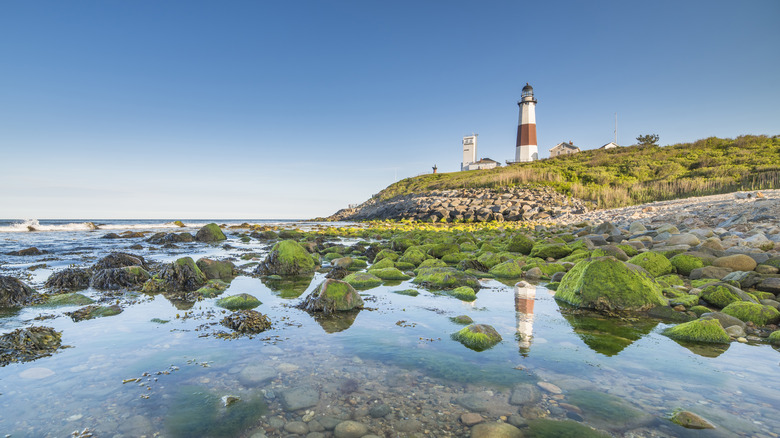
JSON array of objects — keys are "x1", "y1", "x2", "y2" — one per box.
[{"x1": 374, "y1": 135, "x2": 780, "y2": 209}]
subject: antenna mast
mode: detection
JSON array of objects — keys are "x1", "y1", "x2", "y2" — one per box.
[{"x1": 614, "y1": 113, "x2": 618, "y2": 144}]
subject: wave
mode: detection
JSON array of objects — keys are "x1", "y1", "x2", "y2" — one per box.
[{"x1": 0, "y1": 219, "x2": 180, "y2": 233}]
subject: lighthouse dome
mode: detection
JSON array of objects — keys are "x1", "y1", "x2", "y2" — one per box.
[{"x1": 521, "y1": 83, "x2": 534, "y2": 98}]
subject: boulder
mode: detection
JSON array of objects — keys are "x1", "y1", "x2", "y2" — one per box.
[
  {"x1": 451, "y1": 324, "x2": 502, "y2": 351},
  {"x1": 627, "y1": 252, "x2": 673, "y2": 277},
  {"x1": 669, "y1": 254, "x2": 706, "y2": 277},
  {"x1": 689, "y1": 265, "x2": 733, "y2": 280},
  {"x1": 555, "y1": 257, "x2": 666, "y2": 312},
  {"x1": 297, "y1": 279, "x2": 364, "y2": 314},
  {"x1": 700, "y1": 283, "x2": 757, "y2": 308},
  {"x1": 0, "y1": 326, "x2": 62, "y2": 366},
  {"x1": 194, "y1": 223, "x2": 226, "y2": 242},
  {"x1": 45, "y1": 268, "x2": 91, "y2": 292},
  {"x1": 469, "y1": 422, "x2": 523, "y2": 438},
  {"x1": 255, "y1": 240, "x2": 317, "y2": 276},
  {"x1": 156, "y1": 257, "x2": 208, "y2": 292},
  {"x1": 90, "y1": 266, "x2": 150, "y2": 290},
  {"x1": 712, "y1": 254, "x2": 757, "y2": 272},
  {"x1": 8, "y1": 247, "x2": 44, "y2": 256},
  {"x1": 369, "y1": 267, "x2": 410, "y2": 281},
  {"x1": 756, "y1": 277, "x2": 780, "y2": 295},
  {"x1": 489, "y1": 260, "x2": 525, "y2": 278},
  {"x1": 507, "y1": 234, "x2": 534, "y2": 255},
  {"x1": 216, "y1": 293, "x2": 261, "y2": 310},
  {"x1": 721, "y1": 301, "x2": 780, "y2": 326},
  {"x1": 529, "y1": 243, "x2": 572, "y2": 259},
  {"x1": 93, "y1": 252, "x2": 148, "y2": 271},
  {"x1": 413, "y1": 267, "x2": 480, "y2": 291},
  {"x1": 220, "y1": 310, "x2": 271, "y2": 334},
  {"x1": 343, "y1": 272, "x2": 383, "y2": 289},
  {"x1": 0, "y1": 276, "x2": 38, "y2": 307},
  {"x1": 66, "y1": 304, "x2": 123, "y2": 322},
  {"x1": 196, "y1": 258, "x2": 237, "y2": 280},
  {"x1": 448, "y1": 286, "x2": 477, "y2": 301},
  {"x1": 663, "y1": 318, "x2": 730, "y2": 343}
]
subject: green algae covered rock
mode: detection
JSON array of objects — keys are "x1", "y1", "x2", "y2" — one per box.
[
  {"x1": 657, "y1": 274, "x2": 684, "y2": 287},
  {"x1": 412, "y1": 267, "x2": 480, "y2": 291},
  {"x1": 530, "y1": 243, "x2": 572, "y2": 260},
  {"x1": 255, "y1": 240, "x2": 317, "y2": 276},
  {"x1": 721, "y1": 301, "x2": 780, "y2": 326},
  {"x1": 663, "y1": 318, "x2": 730, "y2": 343},
  {"x1": 527, "y1": 419, "x2": 611, "y2": 438},
  {"x1": 689, "y1": 305, "x2": 712, "y2": 317},
  {"x1": 368, "y1": 257, "x2": 395, "y2": 271},
  {"x1": 489, "y1": 260, "x2": 525, "y2": 278},
  {"x1": 448, "y1": 286, "x2": 477, "y2": 302},
  {"x1": 428, "y1": 243, "x2": 460, "y2": 258},
  {"x1": 507, "y1": 233, "x2": 535, "y2": 255},
  {"x1": 195, "y1": 223, "x2": 226, "y2": 242},
  {"x1": 43, "y1": 293, "x2": 94, "y2": 306},
  {"x1": 451, "y1": 324, "x2": 502, "y2": 351},
  {"x1": 555, "y1": 257, "x2": 666, "y2": 312},
  {"x1": 628, "y1": 252, "x2": 674, "y2": 277},
  {"x1": 700, "y1": 283, "x2": 757, "y2": 308},
  {"x1": 670, "y1": 254, "x2": 706, "y2": 277},
  {"x1": 373, "y1": 249, "x2": 399, "y2": 263},
  {"x1": 450, "y1": 314, "x2": 473, "y2": 325},
  {"x1": 297, "y1": 279, "x2": 364, "y2": 314},
  {"x1": 669, "y1": 410, "x2": 716, "y2": 429},
  {"x1": 196, "y1": 258, "x2": 237, "y2": 281},
  {"x1": 369, "y1": 267, "x2": 410, "y2": 281},
  {"x1": 768, "y1": 330, "x2": 780, "y2": 345},
  {"x1": 398, "y1": 248, "x2": 429, "y2": 267},
  {"x1": 216, "y1": 293, "x2": 261, "y2": 310},
  {"x1": 441, "y1": 252, "x2": 473, "y2": 264},
  {"x1": 157, "y1": 257, "x2": 208, "y2": 292},
  {"x1": 416, "y1": 258, "x2": 448, "y2": 270},
  {"x1": 343, "y1": 272, "x2": 383, "y2": 289},
  {"x1": 67, "y1": 304, "x2": 123, "y2": 322},
  {"x1": 194, "y1": 280, "x2": 230, "y2": 298},
  {"x1": 393, "y1": 289, "x2": 419, "y2": 297}
]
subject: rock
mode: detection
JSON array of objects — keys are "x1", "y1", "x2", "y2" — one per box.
[
  {"x1": 567, "y1": 389, "x2": 653, "y2": 429},
  {"x1": 217, "y1": 293, "x2": 262, "y2": 310},
  {"x1": 700, "y1": 283, "x2": 757, "y2": 308},
  {"x1": 663, "y1": 318, "x2": 730, "y2": 343},
  {"x1": 297, "y1": 279, "x2": 364, "y2": 314},
  {"x1": 368, "y1": 404, "x2": 391, "y2": 418},
  {"x1": 413, "y1": 267, "x2": 480, "y2": 290},
  {"x1": 333, "y1": 420, "x2": 368, "y2": 438},
  {"x1": 0, "y1": 275, "x2": 38, "y2": 307},
  {"x1": 196, "y1": 258, "x2": 237, "y2": 280},
  {"x1": 721, "y1": 301, "x2": 780, "y2": 326},
  {"x1": 284, "y1": 421, "x2": 309, "y2": 435},
  {"x1": 66, "y1": 304, "x2": 122, "y2": 322},
  {"x1": 221, "y1": 310, "x2": 271, "y2": 334},
  {"x1": 238, "y1": 365, "x2": 276, "y2": 386},
  {"x1": 627, "y1": 252, "x2": 674, "y2": 277},
  {"x1": 667, "y1": 233, "x2": 701, "y2": 247},
  {"x1": 712, "y1": 254, "x2": 757, "y2": 272},
  {"x1": 530, "y1": 243, "x2": 572, "y2": 259},
  {"x1": 756, "y1": 277, "x2": 780, "y2": 294},
  {"x1": 669, "y1": 254, "x2": 706, "y2": 277},
  {"x1": 195, "y1": 223, "x2": 227, "y2": 242},
  {"x1": 0, "y1": 326, "x2": 62, "y2": 366},
  {"x1": 456, "y1": 392, "x2": 495, "y2": 412},
  {"x1": 448, "y1": 286, "x2": 477, "y2": 302},
  {"x1": 670, "y1": 410, "x2": 716, "y2": 429},
  {"x1": 93, "y1": 252, "x2": 147, "y2": 271},
  {"x1": 537, "y1": 381, "x2": 562, "y2": 394},
  {"x1": 509, "y1": 383, "x2": 541, "y2": 405},
  {"x1": 451, "y1": 315, "x2": 473, "y2": 324},
  {"x1": 368, "y1": 267, "x2": 410, "y2": 280},
  {"x1": 147, "y1": 232, "x2": 194, "y2": 244},
  {"x1": 90, "y1": 266, "x2": 150, "y2": 290},
  {"x1": 725, "y1": 325, "x2": 746, "y2": 337},
  {"x1": 395, "y1": 419, "x2": 422, "y2": 433},
  {"x1": 280, "y1": 387, "x2": 319, "y2": 411},
  {"x1": 255, "y1": 240, "x2": 317, "y2": 276},
  {"x1": 154, "y1": 257, "x2": 208, "y2": 292},
  {"x1": 461, "y1": 413, "x2": 484, "y2": 426},
  {"x1": 689, "y1": 265, "x2": 733, "y2": 280},
  {"x1": 470, "y1": 422, "x2": 523, "y2": 438},
  {"x1": 45, "y1": 268, "x2": 91, "y2": 292},
  {"x1": 451, "y1": 324, "x2": 502, "y2": 351},
  {"x1": 700, "y1": 311, "x2": 747, "y2": 329},
  {"x1": 526, "y1": 419, "x2": 610, "y2": 437},
  {"x1": 489, "y1": 260, "x2": 525, "y2": 278},
  {"x1": 555, "y1": 257, "x2": 666, "y2": 312},
  {"x1": 721, "y1": 271, "x2": 763, "y2": 289},
  {"x1": 9, "y1": 247, "x2": 44, "y2": 256},
  {"x1": 44, "y1": 293, "x2": 94, "y2": 306}
]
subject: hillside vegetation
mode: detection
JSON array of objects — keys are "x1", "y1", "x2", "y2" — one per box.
[{"x1": 376, "y1": 135, "x2": 780, "y2": 209}]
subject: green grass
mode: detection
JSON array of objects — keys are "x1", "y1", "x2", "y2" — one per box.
[{"x1": 373, "y1": 135, "x2": 780, "y2": 209}]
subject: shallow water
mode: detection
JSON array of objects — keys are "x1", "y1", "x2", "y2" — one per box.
[{"x1": 1, "y1": 222, "x2": 779, "y2": 437}]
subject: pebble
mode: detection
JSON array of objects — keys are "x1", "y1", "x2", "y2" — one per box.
[
  {"x1": 333, "y1": 420, "x2": 369, "y2": 438},
  {"x1": 537, "y1": 381, "x2": 562, "y2": 394},
  {"x1": 460, "y1": 412, "x2": 483, "y2": 426},
  {"x1": 284, "y1": 421, "x2": 309, "y2": 434}
]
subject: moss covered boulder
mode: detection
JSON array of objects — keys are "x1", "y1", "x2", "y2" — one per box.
[
  {"x1": 343, "y1": 272, "x2": 383, "y2": 289},
  {"x1": 368, "y1": 257, "x2": 395, "y2": 271},
  {"x1": 507, "y1": 233, "x2": 534, "y2": 255},
  {"x1": 416, "y1": 258, "x2": 448, "y2": 270},
  {"x1": 398, "y1": 248, "x2": 428, "y2": 267},
  {"x1": 428, "y1": 243, "x2": 460, "y2": 258},
  {"x1": 90, "y1": 266, "x2": 151, "y2": 290},
  {"x1": 700, "y1": 283, "x2": 757, "y2": 308},
  {"x1": 412, "y1": 267, "x2": 480, "y2": 291},
  {"x1": 255, "y1": 240, "x2": 317, "y2": 276},
  {"x1": 669, "y1": 254, "x2": 706, "y2": 277},
  {"x1": 221, "y1": 310, "x2": 271, "y2": 334},
  {"x1": 369, "y1": 267, "x2": 410, "y2": 281},
  {"x1": 628, "y1": 252, "x2": 673, "y2": 277},
  {"x1": 0, "y1": 275, "x2": 38, "y2": 307},
  {"x1": 489, "y1": 260, "x2": 525, "y2": 278},
  {"x1": 297, "y1": 279, "x2": 364, "y2": 314},
  {"x1": 45, "y1": 268, "x2": 91, "y2": 292},
  {"x1": 157, "y1": 257, "x2": 208, "y2": 292},
  {"x1": 216, "y1": 293, "x2": 261, "y2": 310},
  {"x1": 196, "y1": 258, "x2": 237, "y2": 281},
  {"x1": 451, "y1": 324, "x2": 502, "y2": 351},
  {"x1": 669, "y1": 410, "x2": 716, "y2": 429},
  {"x1": 67, "y1": 304, "x2": 123, "y2": 322},
  {"x1": 530, "y1": 243, "x2": 572, "y2": 260},
  {"x1": 768, "y1": 330, "x2": 780, "y2": 345},
  {"x1": 555, "y1": 257, "x2": 666, "y2": 312},
  {"x1": 663, "y1": 318, "x2": 730, "y2": 343},
  {"x1": 721, "y1": 301, "x2": 780, "y2": 326},
  {"x1": 373, "y1": 249, "x2": 399, "y2": 263},
  {"x1": 447, "y1": 286, "x2": 477, "y2": 302},
  {"x1": 194, "y1": 280, "x2": 230, "y2": 298},
  {"x1": 194, "y1": 223, "x2": 226, "y2": 242}
]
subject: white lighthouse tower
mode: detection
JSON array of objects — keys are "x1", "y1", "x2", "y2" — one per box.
[{"x1": 515, "y1": 83, "x2": 538, "y2": 162}]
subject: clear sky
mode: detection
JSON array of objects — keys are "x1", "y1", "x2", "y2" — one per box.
[{"x1": 1, "y1": 1, "x2": 778, "y2": 219}]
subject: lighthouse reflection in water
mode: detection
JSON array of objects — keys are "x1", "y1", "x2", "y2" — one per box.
[{"x1": 514, "y1": 281, "x2": 536, "y2": 355}]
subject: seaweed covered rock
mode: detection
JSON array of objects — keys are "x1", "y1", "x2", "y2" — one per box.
[
  {"x1": 93, "y1": 252, "x2": 148, "y2": 271},
  {"x1": 297, "y1": 279, "x2": 364, "y2": 314},
  {"x1": 255, "y1": 240, "x2": 317, "y2": 276},
  {"x1": 700, "y1": 283, "x2": 757, "y2": 308},
  {"x1": 507, "y1": 234, "x2": 535, "y2": 255},
  {"x1": 0, "y1": 326, "x2": 63, "y2": 366},
  {"x1": 156, "y1": 257, "x2": 208, "y2": 292},
  {"x1": 413, "y1": 267, "x2": 480, "y2": 291},
  {"x1": 663, "y1": 318, "x2": 730, "y2": 343},
  {"x1": 369, "y1": 267, "x2": 410, "y2": 281},
  {"x1": 44, "y1": 268, "x2": 92, "y2": 292},
  {"x1": 451, "y1": 324, "x2": 502, "y2": 351},
  {"x1": 196, "y1": 258, "x2": 237, "y2": 281},
  {"x1": 769, "y1": 330, "x2": 780, "y2": 345},
  {"x1": 529, "y1": 243, "x2": 572, "y2": 260},
  {"x1": 489, "y1": 260, "x2": 525, "y2": 278},
  {"x1": 555, "y1": 257, "x2": 666, "y2": 312},
  {"x1": 448, "y1": 286, "x2": 477, "y2": 302},
  {"x1": 669, "y1": 254, "x2": 706, "y2": 277},
  {"x1": 194, "y1": 280, "x2": 230, "y2": 298},
  {"x1": 0, "y1": 275, "x2": 38, "y2": 307},
  {"x1": 721, "y1": 301, "x2": 780, "y2": 326},
  {"x1": 627, "y1": 252, "x2": 673, "y2": 277},
  {"x1": 194, "y1": 223, "x2": 226, "y2": 242},
  {"x1": 343, "y1": 272, "x2": 383, "y2": 289},
  {"x1": 66, "y1": 304, "x2": 123, "y2": 322},
  {"x1": 43, "y1": 293, "x2": 94, "y2": 306},
  {"x1": 216, "y1": 293, "x2": 261, "y2": 310},
  {"x1": 147, "y1": 232, "x2": 194, "y2": 244},
  {"x1": 90, "y1": 266, "x2": 151, "y2": 290},
  {"x1": 669, "y1": 411, "x2": 716, "y2": 429},
  {"x1": 220, "y1": 310, "x2": 271, "y2": 334}
]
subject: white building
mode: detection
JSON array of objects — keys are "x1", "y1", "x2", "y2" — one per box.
[
  {"x1": 550, "y1": 141, "x2": 581, "y2": 158},
  {"x1": 461, "y1": 134, "x2": 501, "y2": 171},
  {"x1": 515, "y1": 83, "x2": 538, "y2": 162},
  {"x1": 600, "y1": 142, "x2": 620, "y2": 150}
]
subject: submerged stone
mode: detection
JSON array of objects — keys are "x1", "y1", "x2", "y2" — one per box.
[
  {"x1": 469, "y1": 422, "x2": 523, "y2": 438},
  {"x1": 527, "y1": 419, "x2": 611, "y2": 437},
  {"x1": 555, "y1": 257, "x2": 666, "y2": 312},
  {"x1": 567, "y1": 390, "x2": 652, "y2": 430},
  {"x1": 669, "y1": 410, "x2": 716, "y2": 429},
  {"x1": 43, "y1": 293, "x2": 94, "y2": 306},
  {"x1": 66, "y1": 304, "x2": 123, "y2": 322},
  {"x1": 451, "y1": 324, "x2": 502, "y2": 351}
]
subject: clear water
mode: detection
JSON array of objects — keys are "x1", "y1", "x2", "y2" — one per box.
[{"x1": 1, "y1": 221, "x2": 778, "y2": 437}]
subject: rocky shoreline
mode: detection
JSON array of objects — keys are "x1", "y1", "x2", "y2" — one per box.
[{"x1": 326, "y1": 186, "x2": 590, "y2": 223}]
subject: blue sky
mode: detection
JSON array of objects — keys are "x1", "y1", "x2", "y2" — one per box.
[{"x1": 1, "y1": 1, "x2": 778, "y2": 219}]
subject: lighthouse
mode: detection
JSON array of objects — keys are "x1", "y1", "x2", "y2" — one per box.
[{"x1": 515, "y1": 83, "x2": 538, "y2": 162}]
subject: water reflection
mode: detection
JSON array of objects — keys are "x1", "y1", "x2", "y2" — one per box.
[
  {"x1": 559, "y1": 305, "x2": 659, "y2": 356},
  {"x1": 514, "y1": 281, "x2": 535, "y2": 355},
  {"x1": 261, "y1": 275, "x2": 314, "y2": 298},
  {"x1": 310, "y1": 310, "x2": 360, "y2": 333}
]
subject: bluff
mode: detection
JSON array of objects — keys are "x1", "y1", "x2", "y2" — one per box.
[{"x1": 327, "y1": 186, "x2": 589, "y2": 223}]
